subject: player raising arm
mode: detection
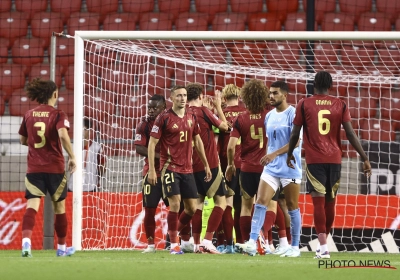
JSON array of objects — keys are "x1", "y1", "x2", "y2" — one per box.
[{"x1": 287, "y1": 71, "x2": 371, "y2": 259}]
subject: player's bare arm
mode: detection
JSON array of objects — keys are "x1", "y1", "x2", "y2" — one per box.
[
  {"x1": 261, "y1": 139, "x2": 301, "y2": 166},
  {"x1": 147, "y1": 136, "x2": 159, "y2": 185},
  {"x1": 193, "y1": 134, "x2": 212, "y2": 182},
  {"x1": 286, "y1": 124, "x2": 302, "y2": 169},
  {"x1": 58, "y1": 127, "x2": 76, "y2": 173},
  {"x1": 225, "y1": 136, "x2": 238, "y2": 181},
  {"x1": 343, "y1": 121, "x2": 372, "y2": 178},
  {"x1": 136, "y1": 145, "x2": 160, "y2": 159},
  {"x1": 20, "y1": 135, "x2": 28, "y2": 146},
  {"x1": 213, "y1": 90, "x2": 230, "y2": 131}
]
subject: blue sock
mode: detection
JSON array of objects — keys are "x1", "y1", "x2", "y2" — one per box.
[
  {"x1": 288, "y1": 208, "x2": 301, "y2": 247},
  {"x1": 249, "y1": 204, "x2": 267, "y2": 242}
]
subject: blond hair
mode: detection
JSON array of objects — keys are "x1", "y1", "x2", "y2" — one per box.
[{"x1": 222, "y1": 84, "x2": 241, "y2": 100}]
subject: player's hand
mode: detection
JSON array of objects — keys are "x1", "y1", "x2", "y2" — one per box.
[
  {"x1": 202, "y1": 96, "x2": 214, "y2": 110},
  {"x1": 260, "y1": 152, "x2": 277, "y2": 166},
  {"x1": 204, "y1": 166, "x2": 212, "y2": 182},
  {"x1": 213, "y1": 90, "x2": 222, "y2": 108},
  {"x1": 148, "y1": 169, "x2": 157, "y2": 186},
  {"x1": 286, "y1": 154, "x2": 296, "y2": 169},
  {"x1": 225, "y1": 165, "x2": 236, "y2": 182},
  {"x1": 363, "y1": 160, "x2": 372, "y2": 178},
  {"x1": 68, "y1": 158, "x2": 77, "y2": 173}
]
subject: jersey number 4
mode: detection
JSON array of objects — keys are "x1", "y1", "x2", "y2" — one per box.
[
  {"x1": 318, "y1": 110, "x2": 331, "y2": 135},
  {"x1": 250, "y1": 124, "x2": 264, "y2": 148}
]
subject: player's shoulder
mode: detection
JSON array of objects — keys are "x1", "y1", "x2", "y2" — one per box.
[{"x1": 136, "y1": 116, "x2": 151, "y2": 130}]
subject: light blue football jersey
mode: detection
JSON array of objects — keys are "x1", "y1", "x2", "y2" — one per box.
[{"x1": 263, "y1": 105, "x2": 302, "y2": 179}]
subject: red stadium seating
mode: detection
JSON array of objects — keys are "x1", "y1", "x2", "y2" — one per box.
[
  {"x1": 137, "y1": 66, "x2": 173, "y2": 94},
  {"x1": 312, "y1": 42, "x2": 340, "y2": 68},
  {"x1": 121, "y1": 0, "x2": 155, "y2": 13},
  {"x1": 231, "y1": 42, "x2": 267, "y2": 66},
  {"x1": 139, "y1": 12, "x2": 173, "y2": 30},
  {"x1": 50, "y1": 0, "x2": 82, "y2": 24},
  {"x1": 9, "y1": 89, "x2": 38, "y2": 116},
  {"x1": 192, "y1": 44, "x2": 228, "y2": 64},
  {"x1": 156, "y1": 43, "x2": 192, "y2": 68},
  {"x1": 0, "y1": 94, "x2": 4, "y2": 115},
  {"x1": 248, "y1": 13, "x2": 281, "y2": 31},
  {"x1": 12, "y1": 38, "x2": 45, "y2": 70},
  {"x1": 195, "y1": 0, "x2": 228, "y2": 23},
  {"x1": 175, "y1": 12, "x2": 208, "y2": 31},
  {"x1": 341, "y1": 87, "x2": 378, "y2": 120},
  {"x1": 265, "y1": 41, "x2": 301, "y2": 70},
  {"x1": 100, "y1": 64, "x2": 134, "y2": 95},
  {"x1": 67, "y1": 12, "x2": 100, "y2": 36},
  {"x1": 102, "y1": 13, "x2": 139, "y2": 31},
  {"x1": 267, "y1": 0, "x2": 299, "y2": 22},
  {"x1": 357, "y1": 12, "x2": 391, "y2": 31},
  {"x1": 321, "y1": 13, "x2": 355, "y2": 31},
  {"x1": 175, "y1": 64, "x2": 208, "y2": 86},
  {"x1": 64, "y1": 64, "x2": 99, "y2": 90},
  {"x1": 0, "y1": 64, "x2": 26, "y2": 101},
  {"x1": 31, "y1": 12, "x2": 63, "y2": 49},
  {"x1": 376, "y1": 47, "x2": 400, "y2": 73},
  {"x1": 339, "y1": 0, "x2": 372, "y2": 23},
  {"x1": 360, "y1": 118, "x2": 395, "y2": 142},
  {"x1": 84, "y1": 89, "x2": 117, "y2": 122},
  {"x1": 57, "y1": 89, "x2": 74, "y2": 117},
  {"x1": 55, "y1": 37, "x2": 74, "y2": 71},
  {"x1": 0, "y1": 38, "x2": 8, "y2": 64},
  {"x1": 86, "y1": 0, "x2": 119, "y2": 23},
  {"x1": 376, "y1": 0, "x2": 400, "y2": 24},
  {"x1": 85, "y1": 41, "x2": 118, "y2": 67},
  {"x1": 118, "y1": 94, "x2": 147, "y2": 120},
  {"x1": 212, "y1": 13, "x2": 246, "y2": 31},
  {"x1": 303, "y1": 0, "x2": 336, "y2": 24},
  {"x1": 29, "y1": 63, "x2": 63, "y2": 88},
  {"x1": 213, "y1": 72, "x2": 246, "y2": 90},
  {"x1": 0, "y1": 0, "x2": 11, "y2": 13},
  {"x1": 341, "y1": 44, "x2": 375, "y2": 69},
  {"x1": 158, "y1": 0, "x2": 191, "y2": 21},
  {"x1": 15, "y1": 0, "x2": 47, "y2": 23},
  {"x1": 0, "y1": 12, "x2": 29, "y2": 48},
  {"x1": 230, "y1": 0, "x2": 263, "y2": 14},
  {"x1": 284, "y1": 13, "x2": 306, "y2": 31},
  {"x1": 380, "y1": 89, "x2": 400, "y2": 123}
]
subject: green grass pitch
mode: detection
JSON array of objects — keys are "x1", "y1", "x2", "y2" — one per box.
[{"x1": 1, "y1": 250, "x2": 399, "y2": 280}]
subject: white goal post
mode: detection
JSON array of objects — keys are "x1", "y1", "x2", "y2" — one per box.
[{"x1": 72, "y1": 31, "x2": 400, "y2": 251}]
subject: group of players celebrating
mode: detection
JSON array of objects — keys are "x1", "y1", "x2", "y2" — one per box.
[{"x1": 134, "y1": 70, "x2": 372, "y2": 258}]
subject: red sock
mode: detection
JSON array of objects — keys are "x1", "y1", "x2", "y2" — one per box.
[
  {"x1": 268, "y1": 228, "x2": 273, "y2": 245},
  {"x1": 275, "y1": 205, "x2": 287, "y2": 238},
  {"x1": 286, "y1": 227, "x2": 292, "y2": 244},
  {"x1": 216, "y1": 222, "x2": 225, "y2": 246},
  {"x1": 180, "y1": 224, "x2": 191, "y2": 242},
  {"x1": 178, "y1": 211, "x2": 192, "y2": 232},
  {"x1": 239, "y1": 216, "x2": 251, "y2": 242},
  {"x1": 222, "y1": 206, "x2": 234, "y2": 245},
  {"x1": 144, "y1": 207, "x2": 156, "y2": 245},
  {"x1": 204, "y1": 206, "x2": 224, "y2": 240},
  {"x1": 22, "y1": 208, "x2": 37, "y2": 239},
  {"x1": 191, "y1": 209, "x2": 202, "y2": 244},
  {"x1": 312, "y1": 196, "x2": 326, "y2": 234},
  {"x1": 325, "y1": 200, "x2": 336, "y2": 235},
  {"x1": 167, "y1": 211, "x2": 179, "y2": 244},
  {"x1": 234, "y1": 209, "x2": 242, "y2": 243},
  {"x1": 54, "y1": 213, "x2": 68, "y2": 245},
  {"x1": 263, "y1": 211, "x2": 276, "y2": 236}
]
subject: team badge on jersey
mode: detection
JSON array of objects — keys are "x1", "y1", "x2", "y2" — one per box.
[
  {"x1": 151, "y1": 125, "x2": 159, "y2": 133},
  {"x1": 135, "y1": 134, "x2": 141, "y2": 141},
  {"x1": 64, "y1": 119, "x2": 70, "y2": 128}
]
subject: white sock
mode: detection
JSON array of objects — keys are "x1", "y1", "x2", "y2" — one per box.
[
  {"x1": 181, "y1": 240, "x2": 189, "y2": 246},
  {"x1": 170, "y1": 243, "x2": 178, "y2": 249},
  {"x1": 316, "y1": 242, "x2": 321, "y2": 252},
  {"x1": 58, "y1": 244, "x2": 66, "y2": 251},
  {"x1": 202, "y1": 239, "x2": 212, "y2": 245},
  {"x1": 320, "y1": 244, "x2": 328, "y2": 253},
  {"x1": 147, "y1": 244, "x2": 155, "y2": 248},
  {"x1": 22, "y1": 238, "x2": 31, "y2": 246},
  {"x1": 279, "y1": 237, "x2": 289, "y2": 248},
  {"x1": 292, "y1": 245, "x2": 299, "y2": 250}
]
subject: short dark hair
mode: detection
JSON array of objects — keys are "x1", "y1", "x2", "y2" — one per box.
[
  {"x1": 314, "y1": 71, "x2": 332, "y2": 93},
  {"x1": 270, "y1": 80, "x2": 289, "y2": 93},
  {"x1": 83, "y1": 118, "x2": 92, "y2": 129},
  {"x1": 26, "y1": 78, "x2": 58, "y2": 104},
  {"x1": 150, "y1": 94, "x2": 166, "y2": 104},
  {"x1": 186, "y1": 83, "x2": 203, "y2": 102},
  {"x1": 170, "y1": 85, "x2": 186, "y2": 95}
]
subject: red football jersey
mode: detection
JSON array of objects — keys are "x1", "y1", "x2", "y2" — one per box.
[
  {"x1": 19, "y1": 104, "x2": 70, "y2": 173},
  {"x1": 135, "y1": 117, "x2": 161, "y2": 177},
  {"x1": 150, "y1": 108, "x2": 200, "y2": 174},
  {"x1": 293, "y1": 94, "x2": 351, "y2": 164},
  {"x1": 231, "y1": 109, "x2": 269, "y2": 173},
  {"x1": 189, "y1": 106, "x2": 223, "y2": 172},
  {"x1": 218, "y1": 105, "x2": 246, "y2": 170}
]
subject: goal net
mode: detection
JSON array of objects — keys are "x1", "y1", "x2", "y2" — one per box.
[{"x1": 72, "y1": 31, "x2": 400, "y2": 252}]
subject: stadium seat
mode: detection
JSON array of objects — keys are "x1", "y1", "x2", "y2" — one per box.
[
  {"x1": 376, "y1": 47, "x2": 400, "y2": 73},
  {"x1": 0, "y1": 38, "x2": 8, "y2": 65},
  {"x1": 86, "y1": 0, "x2": 119, "y2": 24},
  {"x1": 265, "y1": 42, "x2": 301, "y2": 70},
  {"x1": 339, "y1": 0, "x2": 372, "y2": 23},
  {"x1": 50, "y1": 0, "x2": 82, "y2": 24},
  {"x1": 100, "y1": 64, "x2": 134, "y2": 95},
  {"x1": 102, "y1": 13, "x2": 139, "y2": 31},
  {"x1": 175, "y1": 12, "x2": 208, "y2": 31},
  {"x1": 195, "y1": 0, "x2": 228, "y2": 23},
  {"x1": 84, "y1": 89, "x2": 117, "y2": 122},
  {"x1": 248, "y1": 13, "x2": 281, "y2": 31},
  {"x1": 341, "y1": 44, "x2": 375, "y2": 69},
  {"x1": 65, "y1": 64, "x2": 99, "y2": 90},
  {"x1": 266, "y1": 0, "x2": 299, "y2": 22},
  {"x1": 213, "y1": 72, "x2": 245, "y2": 90},
  {"x1": 0, "y1": 12, "x2": 29, "y2": 48},
  {"x1": 99, "y1": 116, "x2": 135, "y2": 141},
  {"x1": 9, "y1": 89, "x2": 38, "y2": 116},
  {"x1": 57, "y1": 89, "x2": 74, "y2": 117},
  {"x1": 31, "y1": 12, "x2": 64, "y2": 48},
  {"x1": 284, "y1": 13, "x2": 306, "y2": 31},
  {"x1": 360, "y1": 118, "x2": 395, "y2": 142},
  {"x1": 303, "y1": 0, "x2": 336, "y2": 24},
  {"x1": 15, "y1": 0, "x2": 48, "y2": 23},
  {"x1": 230, "y1": 0, "x2": 263, "y2": 14},
  {"x1": 231, "y1": 42, "x2": 267, "y2": 67},
  {"x1": 86, "y1": 42, "x2": 118, "y2": 67},
  {"x1": 0, "y1": 64, "x2": 26, "y2": 101},
  {"x1": 12, "y1": 38, "x2": 45, "y2": 70},
  {"x1": 175, "y1": 64, "x2": 208, "y2": 86},
  {"x1": 0, "y1": 96, "x2": 4, "y2": 115},
  {"x1": 29, "y1": 63, "x2": 63, "y2": 88},
  {"x1": 67, "y1": 12, "x2": 100, "y2": 36},
  {"x1": 312, "y1": 42, "x2": 340, "y2": 68},
  {"x1": 212, "y1": 13, "x2": 246, "y2": 31},
  {"x1": 0, "y1": 0, "x2": 11, "y2": 13},
  {"x1": 321, "y1": 13, "x2": 355, "y2": 31},
  {"x1": 139, "y1": 12, "x2": 173, "y2": 30},
  {"x1": 137, "y1": 66, "x2": 173, "y2": 94},
  {"x1": 56, "y1": 37, "x2": 74, "y2": 71},
  {"x1": 380, "y1": 89, "x2": 400, "y2": 123},
  {"x1": 376, "y1": 0, "x2": 400, "y2": 24},
  {"x1": 118, "y1": 94, "x2": 147, "y2": 120},
  {"x1": 121, "y1": 0, "x2": 155, "y2": 14},
  {"x1": 158, "y1": 0, "x2": 191, "y2": 22},
  {"x1": 192, "y1": 44, "x2": 228, "y2": 64},
  {"x1": 156, "y1": 43, "x2": 192, "y2": 68},
  {"x1": 357, "y1": 12, "x2": 391, "y2": 31},
  {"x1": 341, "y1": 87, "x2": 378, "y2": 120}
]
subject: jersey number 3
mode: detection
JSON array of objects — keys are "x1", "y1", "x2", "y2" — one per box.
[
  {"x1": 34, "y1": 122, "x2": 46, "y2": 148},
  {"x1": 318, "y1": 110, "x2": 331, "y2": 135}
]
